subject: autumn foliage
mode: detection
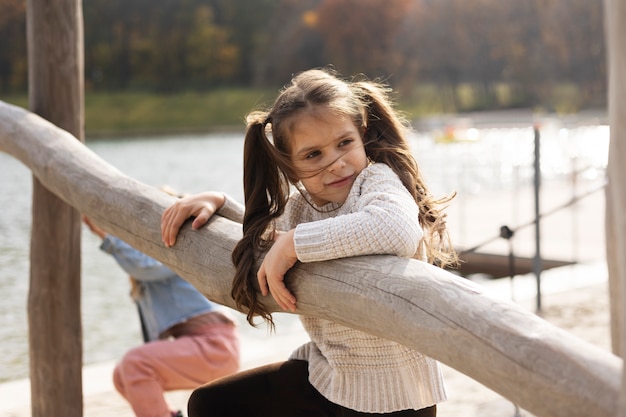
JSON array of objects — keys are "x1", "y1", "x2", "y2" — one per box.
[{"x1": 0, "y1": 0, "x2": 606, "y2": 110}]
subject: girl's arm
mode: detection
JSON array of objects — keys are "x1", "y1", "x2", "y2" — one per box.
[
  {"x1": 161, "y1": 191, "x2": 244, "y2": 247},
  {"x1": 257, "y1": 229, "x2": 298, "y2": 311},
  {"x1": 259, "y1": 164, "x2": 423, "y2": 311},
  {"x1": 100, "y1": 235, "x2": 175, "y2": 281},
  {"x1": 294, "y1": 164, "x2": 423, "y2": 262},
  {"x1": 84, "y1": 215, "x2": 175, "y2": 281}
]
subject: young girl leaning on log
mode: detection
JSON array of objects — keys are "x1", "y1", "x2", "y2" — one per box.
[{"x1": 160, "y1": 67, "x2": 459, "y2": 417}]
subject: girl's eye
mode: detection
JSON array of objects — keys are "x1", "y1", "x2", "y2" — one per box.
[
  {"x1": 305, "y1": 150, "x2": 321, "y2": 159},
  {"x1": 339, "y1": 138, "x2": 354, "y2": 147}
]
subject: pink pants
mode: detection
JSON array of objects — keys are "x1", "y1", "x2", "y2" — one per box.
[{"x1": 113, "y1": 323, "x2": 240, "y2": 417}]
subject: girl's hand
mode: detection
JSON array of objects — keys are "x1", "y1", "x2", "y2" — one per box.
[
  {"x1": 161, "y1": 191, "x2": 225, "y2": 247},
  {"x1": 257, "y1": 229, "x2": 298, "y2": 312},
  {"x1": 82, "y1": 215, "x2": 106, "y2": 239}
]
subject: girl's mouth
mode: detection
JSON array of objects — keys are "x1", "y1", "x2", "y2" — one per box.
[{"x1": 328, "y1": 174, "x2": 354, "y2": 188}]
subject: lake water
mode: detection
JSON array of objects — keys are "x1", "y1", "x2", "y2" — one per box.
[{"x1": 0, "y1": 117, "x2": 610, "y2": 382}]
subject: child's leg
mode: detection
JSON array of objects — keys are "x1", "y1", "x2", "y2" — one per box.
[
  {"x1": 187, "y1": 359, "x2": 437, "y2": 417},
  {"x1": 187, "y1": 360, "x2": 337, "y2": 417},
  {"x1": 114, "y1": 324, "x2": 239, "y2": 417},
  {"x1": 113, "y1": 341, "x2": 176, "y2": 417},
  {"x1": 162, "y1": 323, "x2": 240, "y2": 389}
]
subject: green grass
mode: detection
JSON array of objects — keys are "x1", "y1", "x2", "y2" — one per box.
[
  {"x1": 1, "y1": 83, "x2": 595, "y2": 138},
  {"x1": 397, "y1": 84, "x2": 451, "y2": 118},
  {"x1": 83, "y1": 89, "x2": 275, "y2": 137},
  {"x1": 545, "y1": 83, "x2": 584, "y2": 115},
  {"x1": 3, "y1": 86, "x2": 454, "y2": 138},
  {"x1": 1, "y1": 89, "x2": 276, "y2": 138},
  {"x1": 2, "y1": 94, "x2": 27, "y2": 109}
]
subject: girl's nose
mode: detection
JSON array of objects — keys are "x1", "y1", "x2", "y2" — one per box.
[{"x1": 327, "y1": 155, "x2": 346, "y2": 172}]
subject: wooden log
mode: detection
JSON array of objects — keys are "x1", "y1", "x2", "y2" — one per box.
[
  {"x1": 25, "y1": 0, "x2": 84, "y2": 416},
  {"x1": 604, "y1": 0, "x2": 626, "y2": 412},
  {"x1": 0, "y1": 100, "x2": 621, "y2": 417}
]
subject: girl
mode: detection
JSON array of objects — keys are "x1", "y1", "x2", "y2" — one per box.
[{"x1": 161, "y1": 68, "x2": 458, "y2": 417}]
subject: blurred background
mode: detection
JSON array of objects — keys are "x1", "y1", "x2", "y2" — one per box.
[
  {"x1": 0, "y1": 0, "x2": 606, "y2": 136},
  {"x1": 0, "y1": 0, "x2": 610, "y2": 397}
]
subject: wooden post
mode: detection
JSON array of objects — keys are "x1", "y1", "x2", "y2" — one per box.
[
  {"x1": 0, "y1": 101, "x2": 621, "y2": 417},
  {"x1": 604, "y1": 0, "x2": 626, "y2": 413},
  {"x1": 25, "y1": 0, "x2": 84, "y2": 416},
  {"x1": 533, "y1": 125, "x2": 543, "y2": 312}
]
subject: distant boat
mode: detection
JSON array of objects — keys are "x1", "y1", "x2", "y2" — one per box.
[{"x1": 434, "y1": 118, "x2": 481, "y2": 143}]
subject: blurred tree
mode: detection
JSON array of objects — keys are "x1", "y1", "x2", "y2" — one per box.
[
  {"x1": 539, "y1": 0, "x2": 606, "y2": 106},
  {"x1": 457, "y1": 0, "x2": 509, "y2": 108},
  {"x1": 251, "y1": 0, "x2": 325, "y2": 86},
  {"x1": 85, "y1": 0, "x2": 242, "y2": 91},
  {"x1": 487, "y1": 0, "x2": 545, "y2": 107},
  {"x1": 315, "y1": 0, "x2": 412, "y2": 79},
  {"x1": 408, "y1": 0, "x2": 471, "y2": 111},
  {"x1": 0, "y1": 0, "x2": 27, "y2": 93},
  {"x1": 84, "y1": 0, "x2": 151, "y2": 89},
  {"x1": 185, "y1": 5, "x2": 239, "y2": 86},
  {"x1": 140, "y1": 0, "x2": 238, "y2": 91},
  {"x1": 213, "y1": 0, "x2": 281, "y2": 86},
  {"x1": 0, "y1": 0, "x2": 607, "y2": 110}
]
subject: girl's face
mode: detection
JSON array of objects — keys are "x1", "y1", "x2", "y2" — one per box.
[{"x1": 289, "y1": 110, "x2": 368, "y2": 206}]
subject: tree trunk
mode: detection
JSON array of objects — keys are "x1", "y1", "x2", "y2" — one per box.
[{"x1": 25, "y1": 0, "x2": 84, "y2": 416}]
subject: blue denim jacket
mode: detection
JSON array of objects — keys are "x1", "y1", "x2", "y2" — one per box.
[{"x1": 100, "y1": 235, "x2": 216, "y2": 341}]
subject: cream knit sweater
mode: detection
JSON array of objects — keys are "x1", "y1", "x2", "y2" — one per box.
[
  {"x1": 218, "y1": 163, "x2": 447, "y2": 413},
  {"x1": 280, "y1": 163, "x2": 446, "y2": 413}
]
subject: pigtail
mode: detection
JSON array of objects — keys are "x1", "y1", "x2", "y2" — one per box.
[
  {"x1": 353, "y1": 81, "x2": 415, "y2": 193},
  {"x1": 231, "y1": 112, "x2": 290, "y2": 328},
  {"x1": 353, "y1": 81, "x2": 460, "y2": 270}
]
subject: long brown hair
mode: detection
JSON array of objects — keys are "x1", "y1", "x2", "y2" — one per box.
[{"x1": 231, "y1": 68, "x2": 458, "y2": 327}]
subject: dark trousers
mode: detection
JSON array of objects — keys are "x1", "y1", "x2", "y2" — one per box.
[{"x1": 188, "y1": 360, "x2": 437, "y2": 417}]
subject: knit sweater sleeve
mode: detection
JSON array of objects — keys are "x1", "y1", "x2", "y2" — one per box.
[
  {"x1": 216, "y1": 193, "x2": 244, "y2": 224},
  {"x1": 293, "y1": 164, "x2": 423, "y2": 262}
]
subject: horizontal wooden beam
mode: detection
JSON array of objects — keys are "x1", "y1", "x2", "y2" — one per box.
[{"x1": 0, "y1": 100, "x2": 620, "y2": 417}]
